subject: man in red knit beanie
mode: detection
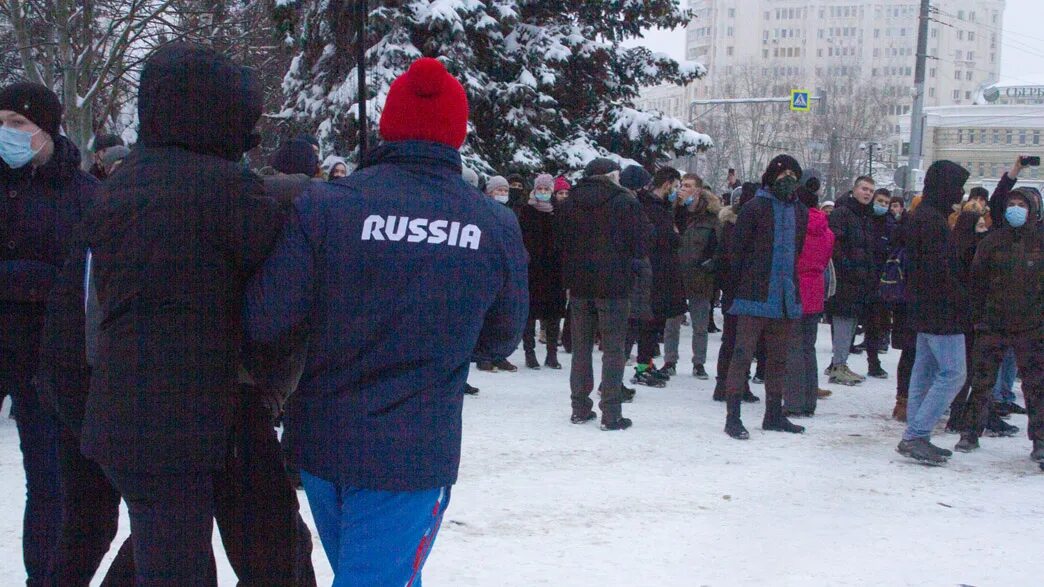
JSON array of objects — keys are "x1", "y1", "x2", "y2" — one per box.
[{"x1": 245, "y1": 57, "x2": 528, "y2": 584}]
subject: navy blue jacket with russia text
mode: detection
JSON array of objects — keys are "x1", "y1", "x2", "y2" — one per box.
[{"x1": 245, "y1": 141, "x2": 528, "y2": 492}]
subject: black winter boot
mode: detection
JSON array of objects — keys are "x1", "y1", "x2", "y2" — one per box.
[
  {"x1": 712, "y1": 378, "x2": 726, "y2": 402},
  {"x1": 954, "y1": 433, "x2": 979, "y2": 453},
  {"x1": 724, "y1": 395, "x2": 749, "y2": 440},
  {"x1": 985, "y1": 413, "x2": 1020, "y2": 437},
  {"x1": 762, "y1": 395, "x2": 805, "y2": 434},
  {"x1": 525, "y1": 351, "x2": 540, "y2": 369}
]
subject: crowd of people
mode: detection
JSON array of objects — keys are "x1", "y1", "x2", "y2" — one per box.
[{"x1": 1, "y1": 43, "x2": 1041, "y2": 586}]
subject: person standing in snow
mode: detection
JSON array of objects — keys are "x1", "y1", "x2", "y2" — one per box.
[
  {"x1": 474, "y1": 174, "x2": 521, "y2": 373},
  {"x1": 627, "y1": 166, "x2": 686, "y2": 388},
  {"x1": 76, "y1": 44, "x2": 313, "y2": 584},
  {"x1": 520, "y1": 173, "x2": 566, "y2": 370},
  {"x1": 245, "y1": 57, "x2": 528, "y2": 584},
  {"x1": 677, "y1": 187, "x2": 723, "y2": 381},
  {"x1": 784, "y1": 179, "x2": 836, "y2": 416},
  {"x1": 721, "y1": 155, "x2": 809, "y2": 440},
  {"x1": 557, "y1": 157, "x2": 644, "y2": 430},
  {"x1": 1, "y1": 81, "x2": 96, "y2": 587},
  {"x1": 898, "y1": 160, "x2": 971, "y2": 465},
  {"x1": 954, "y1": 187, "x2": 1043, "y2": 462},
  {"x1": 324, "y1": 157, "x2": 349, "y2": 180}
]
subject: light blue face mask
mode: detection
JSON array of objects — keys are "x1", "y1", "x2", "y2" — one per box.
[
  {"x1": 683, "y1": 195, "x2": 696, "y2": 207},
  {"x1": 873, "y1": 203, "x2": 889, "y2": 216},
  {"x1": 667, "y1": 190, "x2": 678, "y2": 203},
  {"x1": 534, "y1": 192, "x2": 552, "y2": 202},
  {"x1": 1005, "y1": 205, "x2": 1028, "y2": 228},
  {"x1": 0, "y1": 127, "x2": 42, "y2": 169}
]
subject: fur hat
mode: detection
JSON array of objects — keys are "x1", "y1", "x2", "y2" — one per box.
[{"x1": 379, "y1": 58, "x2": 469, "y2": 149}]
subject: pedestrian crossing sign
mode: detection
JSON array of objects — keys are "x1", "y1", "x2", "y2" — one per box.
[{"x1": 790, "y1": 90, "x2": 811, "y2": 112}]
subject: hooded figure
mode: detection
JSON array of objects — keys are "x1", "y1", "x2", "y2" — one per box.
[
  {"x1": 271, "y1": 138, "x2": 320, "y2": 177},
  {"x1": 956, "y1": 186, "x2": 1044, "y2": 459},
  {"x1": 72, "y1": 44, "x2": 318, "y2": 584}
]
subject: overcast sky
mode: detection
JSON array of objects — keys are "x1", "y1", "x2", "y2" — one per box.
[{"x1": 625, "y1": 0, "x2": 1044, "y2": 86}]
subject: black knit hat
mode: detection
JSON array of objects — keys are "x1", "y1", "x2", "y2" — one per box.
[
  {"x1": 0, "y1": 82, "x2": 62, "y2": 138},
  {"x1": 620, "y1": 165, "x2": 652, "y2": 191},
  {"x1": 92, "y1": 133, "x2": 124, "y2": 153},
  {"x1": 761, "y1": 154, "x2": 803, "y2": 187},
  {"x1": 271, "y1": 138, "x2": 319, "y2": 176},
  {"x1": 584, "y1": 157, "x2": 621, "y2": 178}
]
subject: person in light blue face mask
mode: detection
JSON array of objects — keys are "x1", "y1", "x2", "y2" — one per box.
[
  {"x1": 520, "y1": 173, "x2": 567, "y2": 370},
  {"x1": 954, "y1": 188, "x2": 1044, "y2": 465},
  {"x1": 1, "y1": 81, "x2": 98, "y2": 586}
]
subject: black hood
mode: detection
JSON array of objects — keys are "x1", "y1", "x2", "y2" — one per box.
[
  {"x1": 922, "y1": 160, "x2": 969, "y2": 213},
  {"x1": 572, "y1": 176, "x2": 630, "y2": 209},
  {"x1": 137, "y1": 43, "x2": 262, "y2": 162}
]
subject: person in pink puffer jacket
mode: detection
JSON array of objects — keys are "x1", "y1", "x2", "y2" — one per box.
[{"x1": 785, "y1": 178, "x2": 836, "y2": 416}]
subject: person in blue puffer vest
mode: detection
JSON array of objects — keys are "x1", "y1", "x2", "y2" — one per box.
[
  {"x1": 244, "y1": 57, "x2": 528, "y2": 586},
  {"x1": 721, "y1": 154, "x2": 809, "y2": 440}
]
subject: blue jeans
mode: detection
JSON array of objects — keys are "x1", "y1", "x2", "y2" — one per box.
[
  {"x1": 992, "y1": 346, "x2": 1017, "y2": 403},
  {"x1": 301, "y1": 471, "x2": 449, "y2": 587},
  {"x1": 4, "y1": 372, "x2": 62, "y2": 586},
  {"x1": 905, "y1": 333, "x2": 967, "y2": 441}
]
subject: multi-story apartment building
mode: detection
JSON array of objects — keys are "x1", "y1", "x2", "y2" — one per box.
[{"x1": 638, "y1": 0, "x2": 1007, "y2": 168}]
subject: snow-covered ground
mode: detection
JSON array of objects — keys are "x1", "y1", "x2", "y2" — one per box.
[{"x1": 1, "y1": 318, "x2": 1040, "y2": 586}]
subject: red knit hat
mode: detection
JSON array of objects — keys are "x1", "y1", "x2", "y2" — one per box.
[{"x1": 379, "y1": 57, "x2": 469, "y2": 149}]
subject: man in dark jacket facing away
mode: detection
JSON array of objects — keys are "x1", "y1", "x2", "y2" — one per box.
[
  {"x1": 1, "y1": 81, "x2": 96, "y2": 587},
  {"x1": 721, "y1": 155, "x2": 808, "y2": 440},
  {"x1": 899, "y1": 160, "x2": 971, "y2": 465},
  {"x1": 245, "y1": 57, "x2": 528, "y2": 585},
  {"x1": 956, "y1": 187, "x2": 1043, "y2": 462},
  {"x1": 78, "y1": 44, "x2": 286, "y2": 584},
  {"x1": 557, "y1": 157, "x2": 645, "y2": 430}
]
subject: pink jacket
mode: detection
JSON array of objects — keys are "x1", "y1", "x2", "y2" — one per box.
[{"x1": 798, "y1": 208, "x2": 836, "y2": 315}]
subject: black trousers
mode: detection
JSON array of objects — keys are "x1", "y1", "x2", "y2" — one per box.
[
  {"x1": 637, "y1": 318, "x2": 666, "y2": 365},
  {"x1": 523, "y1": 317, "x2": 560, "y2": 358},
  {"x1": 99, "y1": 391, "x2": 316, "y2": 587},
  {"x1": 961, "y1": 330, "x2": 1044, "y2": 442}
]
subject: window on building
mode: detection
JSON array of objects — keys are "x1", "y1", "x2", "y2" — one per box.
[
  {"x1": 931, "y1": 28, "x2": 938, "y2": 39},
  {"x1": 817, "y1": 49, "x2": 822, "y2": 57},
  {"x1": 728, "y1": 26, "x2": 734, "y2": 37},
  {"x1": 953, "y1": 90, "x2": 961, "y2": 100},
  {"x1": 728, "y1": 8, "x2": 735, "y2": 18},
  {"x1": 990, "y1": 53, "x2": 996, "y2": 63},
  {"x1": 1019, "y1": 131, "x2": 1027, "y2": 145},
  {"x1": 874, "y1": 28, "x2": 879, "y2": 38},
  {"x1": 969, "y1": 131, "x2": 975, "y2": 144},
  {"x1": 1006, "y1": 130, "x2": 1012, "y2": 144},
  {"x1": 763, "y1": 49, "x2": 769, "y2": 59},
  {"x1": 967, "y1": 51, "x2": 974, "y2": 61},
  {"x1": 956, "y1": 50, "x2": 963, "y2": 60},
  {"x1": 965, "y1": 91, "x2": 972, "y2": 99},
  {"x1": 955, "y1": 70, "x2": 962, "y2": 80},
  {"x1": 765, "y1": 11, "x2": 770, "y2": 20},
  {"x1": 795, "y1": 48, "x2": 800, "y2": 58},
  {"x1": 969, "y1": 32, "x2": 975, "y2": 42},
  {"x1": 957, "y1": 130, "x2": 963, "y2": 143},
  {"x1": 969, "y1": 11, "x2": 976, "y2": 22},
  {"x1": 966, "y1": 71, "x2": 973, "y2": 81},
  {"x1": 957, "y1": 10, "x2": 965, "y2": 20},
  {"x1": 929, "y1": 87, "x2": 935, "y2": 97},
  {"x1": 993, "y1": 130, "x2": 1000, "y2": 143},
  {"x1": 930, "y1": 68, "x2": 936, "y2": 78},
  {"x1": 727, "y1": 46, "x2": 734, "y2": 56},
  {"x1": 1034, "y1": 131, "x2": 1040, "y2": 145}
]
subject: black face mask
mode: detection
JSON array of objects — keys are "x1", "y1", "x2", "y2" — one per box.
[{"x1": 509, "y1": 187, "x2": 525, "y2": 201}]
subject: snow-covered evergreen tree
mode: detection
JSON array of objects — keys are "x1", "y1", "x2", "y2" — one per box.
[{"x1": 277, "y1": 0, "x2": 710, "y2": 174}]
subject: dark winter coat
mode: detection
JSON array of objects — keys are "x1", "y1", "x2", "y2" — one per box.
[
  {"x1": 988, "y1": 172, "x2": 1017, "y2": 229},
  {"x1": 637, "y1": 189, "x2": 686, "y2": 319},
  {"x1": 678, "y1": 209, "x2": 720, "y2": 301},
  {"x1": 906, "y1": 162, "x2": 971, "y2": 335},
  {"x1": 727, "y1": 187, "x2": 808, "y2": 319},
  {"x1": 827, "y1": 194, "x2": 877, "y2": 317},
  {"x1": 716, "y1": 204, "x2": 742, "y2": 309},
  {"x1": 970, "y1": 195, "x2": 1043, "y2": 336},
  {"x1": 245, "y1": 140, "x2": 528, "y2": 492},
  {"x1": 1, "y1": 136, "x2": 96, "y2": 376},
  {"x1": 519, "y1": 201, "x2": 565, "y2": 319},
  {"x1": 556, "y1": 177, "x2": 645, "y2": 300},
  {"x1": 80, "y1": 44, "x2": 281, "y2": 473}
]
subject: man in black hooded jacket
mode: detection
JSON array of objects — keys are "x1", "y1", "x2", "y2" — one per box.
[
  {"x1": 70, "y1": 44, "x2": 310, "y2": 585},
  {"x1": 898, "y1": 160, "x2": 971, "y2": 465}
]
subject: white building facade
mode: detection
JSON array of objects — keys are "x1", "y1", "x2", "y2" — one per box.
[{"x1": 638, "y1": 0, "x2": 1007, "y2": 156}]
